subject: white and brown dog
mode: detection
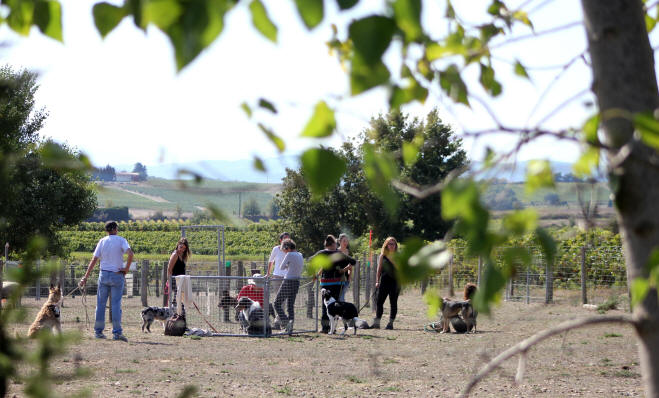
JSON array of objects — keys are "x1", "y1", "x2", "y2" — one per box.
[{"x1": 28, "y1": 284, "x2": 62, "y2": 337}]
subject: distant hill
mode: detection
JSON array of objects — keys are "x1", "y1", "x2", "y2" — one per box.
[{"x1": 116, "y1": 155, "x2": 299, "y2": 184}]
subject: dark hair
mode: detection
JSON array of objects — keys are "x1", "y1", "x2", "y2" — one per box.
[
  {"x1": 105, "y1": 221, "x2": 118, "y2": 232},
  {"x1": 279, "y1": 232, "x2": 290, "y2": 241},
  {"x1": 324, "y1": 235, "x2": 336, "y2": 248},
  {"x1": 282, "y1": 239, "x2": 296, "y2": 251},
  {"x1": 176, "y1": 237, "x2": 191, "y2": 262}
]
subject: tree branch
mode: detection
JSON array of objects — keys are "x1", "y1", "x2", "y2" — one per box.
[
  {"x1": 489, "y1": 21, "x2": 583, "y2": 50},
  {"x1": 459, "y1": 314, "x2": 637, "y2": 398}
]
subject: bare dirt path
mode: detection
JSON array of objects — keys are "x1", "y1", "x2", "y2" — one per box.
[{"x1": 8, "y1": 290, "x2": 642, "y2": 397}]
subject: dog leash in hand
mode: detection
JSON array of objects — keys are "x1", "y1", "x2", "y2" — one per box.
[
  {"x1": 358, "y1": 288, "x2": 378, "y2": 314},
  {"x1": 191, "y1": 301, "x2": 219, "y2": 333},
  {"x1": 66, "y1": 284, "x2": 91, "y2": 330}
]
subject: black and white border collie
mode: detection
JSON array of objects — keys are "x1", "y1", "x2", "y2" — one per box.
[
  {"x1": 321, "y1": 288, "x2": 359, "y2": 335},
  {"x1": 235, "y1": 297, "x2": 271, "y2": 336},
  {"x1": 141, "y1": 306, "x2": 174, "y2": 333}
]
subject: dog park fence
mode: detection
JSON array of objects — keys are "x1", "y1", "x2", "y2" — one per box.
[{"x1": 5, "y1": 243, "x2": 626, "y2": 319}]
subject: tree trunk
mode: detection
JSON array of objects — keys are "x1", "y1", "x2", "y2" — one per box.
[{"x1": 581, "y1": 1, "x2": 659, "y2": 395}]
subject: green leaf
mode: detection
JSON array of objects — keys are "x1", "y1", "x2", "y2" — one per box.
[
  {"x1": 647, "y1": 248, "x2": 659, "y2": 273},
  {"x1": 258, "y1": 98, "x2": 277, "y2": 114},
  {"x1": 401, "y1": 141, "x2": 419, "y2": 167},
  {"x1": 582, "y1": 113, "x2": 600, "y2": 144},
  {"x1": 350, "y1": 55, "x2": 391, "y2": 95},
  {"x1": 163, "y1": 0, "x2": 233, "y2": 70},
  {"x1": 513, "y1": 60, "x2": 529, "y2": 79},
  {"x1": 7, "y1": 1, "x2": 35, "y2": 35},
  {"x1": 633, "y1": 112, "x2": 659, "y2": 150},
  {"x1": 253, "y1": 156, "x2": 266, "y2": 172},
  {"x1": 423, "y1": 289, "x2": 441, "y2": 319},
  {"x1": 631, "y1": 278, "x2": 650, "y2": 308},
  {"x1": 143, "y1": 0, "x2": 182, "y2": 30},
  {"x1": 258, "y1": 123, "x2": 286, "y2": 153},
  {"x1": 479, "y1": 63, "x2": 502, "y2": 96},
  {"x1": 396, "y1": 239, "x2": 451, "y2": 286},
  {"x1": 501, "y1": 247, "x2": 531, "y2": 278},
  {"x1": 206, "y1": 203, "x2": 230, "y2": 223},
  {"x1": 534, "y1": 227, "x2": 557, "y2": 266},
  {"x1": 301, "y1": 101, "x2": 336, "y2": 138},
  {"x1": 241, "y1": 102, "x2": 253, "y2": 118},
  {"x1": 573, "y1": 146, "x2": 600, "y2": 178},
  {"x1": 525, "y1": 160, "x2": 554, "y2": 194},
  {"x1": 300, "y1": 148, "x2": 346, "y2": 199},
  {"x1": 390, "y1": 74, "x2": 428, "y2": 108},
  {"x1": 249, "y1": 0, "x2": 278, "y2": 43},
  {"x1": 645, "y1": 14, "x2": 656, "y2": 33},
  {"x1": 512, "y1": 10, "x2": 533, "y2": 29},
  {"x1": 34, "y1": 0, "x2": 63, "y2": 41},
  {"x1": 336, "y1": 0, "x2": 358, "y2": 10},
  {"x1": 473, "y1": 261, "x2": 505, "y2": 314},
  {"x1": 502, "y1": 209, "x2": 538, "y2": 236},
  {"x1": 93, "y1": 2, "x2": 127, "y2": 38},
  {"x1": 439, "y1": 64, "x2": 470, "y2": 106},
  {"x1": 441, "y1": 179, "x2": 481, "y2": 223},
  {"x1": 363, "y1": 144, "x2": 399, "y2": 215},
  {"x1": 309, "y1": 254, "x2": 332, "y2": 275},
  {"x1": 294, "y1": 0, "x2": 324, "y2": 29},
  {"x1": 348, "y1": 16, "x2": 396, "y2": 65},
  {"x1": 393, "y1": 0, "x2": 423, "y2": 42}
]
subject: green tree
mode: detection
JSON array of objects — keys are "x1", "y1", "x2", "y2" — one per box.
[
  {"x1": 132, "y1": 162, "x2": 148, "y2": 181},
  {"x1": 0, "y1": 66, "x2": 96, "y2": 257},
  {"x1": 242, "y1": 198, "x2": 261, "y2": 218}
]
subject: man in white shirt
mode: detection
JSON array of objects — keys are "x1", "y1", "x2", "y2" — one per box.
[
  {"x1": 80, "y1": 221, "x2": 133, "y2": 341},
  {"x1": 273, "y1": 239, "x2": 305, "y2": 334}
]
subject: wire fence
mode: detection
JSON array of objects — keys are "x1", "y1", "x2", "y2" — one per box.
[{"x1": 2, "y1": 243, "x2": 627, "y2": 334}]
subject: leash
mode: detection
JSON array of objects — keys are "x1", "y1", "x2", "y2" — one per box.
[
  {"x1": 191, "y1": 301, "x2": 219, "y2": 333},
  {"x1": 358, "y1": 287, "x2": 378, "y2": 314},
  {"x1": 65, "y1": 284, "x2": 91, "y2": 330}
]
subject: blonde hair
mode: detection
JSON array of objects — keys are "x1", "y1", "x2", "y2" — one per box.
[{"x1": 380, "y1": 236, "x2": 398, "y2": 257}]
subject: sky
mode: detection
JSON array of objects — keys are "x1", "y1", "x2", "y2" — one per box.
[{"x1": 1, "y1": 0, "x2": 620, "y2": 181}]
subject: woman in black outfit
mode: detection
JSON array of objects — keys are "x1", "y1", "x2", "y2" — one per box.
[
  {"x1": 313, "y1": 235, "x2": 356, "y2": 333},
  {"x1": 167, "y1": 238, "x2": 190, "y2": 312},
  {"x1": 374, "y1": 236, "x2": 400, "y2": 330}
]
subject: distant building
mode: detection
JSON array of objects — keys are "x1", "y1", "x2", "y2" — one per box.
[{"x1": 116, "y1": 172, "x2": 140, "y2": 182}]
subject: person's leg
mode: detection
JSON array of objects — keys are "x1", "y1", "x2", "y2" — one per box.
[
  {"x1": 95, "y1": 272, "x2": 110, "y2": 336},
  {"x1": 273, "y1": 283, "x2": 287, "y2": 323},
  {"x1": 386, "y1": 281, "x2": 400, "y2": 329},
  {"x1": 287, "y1": 279, "x2": 300, "y2": 322},
  {"x1": 109, "y1": 272, "x2": 125, "y2": 337}
]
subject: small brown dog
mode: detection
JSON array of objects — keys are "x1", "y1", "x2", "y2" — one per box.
[
  {"x1": 439, "y1": 283, "x2": 478, "y2": 334},
  {"x1": 28, "y1": 284, "x2": 63, "y2": 337}
]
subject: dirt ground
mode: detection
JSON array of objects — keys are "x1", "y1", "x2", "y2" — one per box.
[{"x1": 7, "y1": 289, "x2": 642, "y2": 398}]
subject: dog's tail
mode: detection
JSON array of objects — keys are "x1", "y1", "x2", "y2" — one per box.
[{"x1": 464, "y1": 283, "x2": 477, "y2": 301}]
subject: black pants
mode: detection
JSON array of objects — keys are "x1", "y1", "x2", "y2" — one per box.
[
  {"x1": 273, "y1": 279, "x2": 300, "y2": 323},
  {"x1": 320, "y1": 285, "x2": 341, "y2": 331},
  {"x1": 376, "y1": 274, "x2": 400, "y2": 320}
]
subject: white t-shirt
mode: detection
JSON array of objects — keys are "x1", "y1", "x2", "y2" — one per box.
[
  {"x1": 93, "y1": 235, "x2": 131, "y2": 272},
  {"x1": 268, "y1": 245, "x2": 286, "y2": 277},
  {"x1": 280, "y1": 252, "x2": 304, "y2": 279}
]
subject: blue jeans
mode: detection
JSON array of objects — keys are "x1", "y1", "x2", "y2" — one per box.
[
  {"x1": 339, "y1": 281, "x2": 350, "y2": 302},
  {"x1": 95, "y1": 270, "x2": 125, "y2": 335}
]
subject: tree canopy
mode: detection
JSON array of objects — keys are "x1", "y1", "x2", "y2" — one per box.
[{"x1": 0, "y1": 66, "x2": 96, "y2": 257}]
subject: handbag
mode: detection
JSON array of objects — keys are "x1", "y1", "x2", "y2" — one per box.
[{"x1": 164, "y1": 313, "x2": 187, "y2": 336}]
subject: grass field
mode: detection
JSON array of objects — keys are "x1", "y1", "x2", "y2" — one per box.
[{"x1": 96, "y1": 178, "x2": 280, "y2": 217}]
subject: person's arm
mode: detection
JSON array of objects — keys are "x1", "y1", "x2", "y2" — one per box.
[
  {"x1": 80, "y1": 257, "x2": 98, "y2": 287},
  {"x1": 266, "y1": 247, "x2": 277, "y2": 276},
  {"x1": 167, "y1": 251, "x2": 178, "y2": 278},
  {"x1": 121, "y1": 248, "x2": 134, "y2": 274},
  {"x1": 375, "y1": 255, "x2": 383, "y2": 288}
]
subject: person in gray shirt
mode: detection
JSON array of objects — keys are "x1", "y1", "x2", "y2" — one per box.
[{"x1": 273, "y1": 239, "x2": 304, "y2": 333}]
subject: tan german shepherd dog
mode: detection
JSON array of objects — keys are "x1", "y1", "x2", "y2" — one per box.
[{"x1": 28, "y1": 284, "x2": 63, "y2": 337}]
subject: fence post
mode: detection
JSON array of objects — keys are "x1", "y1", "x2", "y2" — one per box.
[
  {"x1": 70, "y1": 265, "x2": 76, "y2": 296},
  {"x1": 477, "y1": 256, "x2": 483, "y2": 287},
  {"x1": 238, "y1": 261, "x2": 245, "y2": 290},
  {"x1": 448, "y1": 254, "x2": 454, "y2": 297},
  {"x1": 141, "y1": 260, "x2": 148, "y2": 307},
  {"x1": 525, "y1": 265, "x2": 530, "y2": 304},
  {"x1": 155, "y1": 262, "x2": 160, "y2": 298},
  {"x1": 58, "y1": 259, "x2": 65, "y2": 291},
  {"x1": 364, "y1": 254, "x2": 371, "y2": 309},
  {"x1": 264, "y1": 277, "x2": 270, "y2": 337},
  {"x1": 581, "y1": 246, "x2": 588, "y2": 304},
  {"x1": 545, "y1": 252, "x2": 554, "y2": 304},
  {"x1": 162, "y1": 263, "x2": 168, "y2": 307},
  {"x1": 353, "y1": 260, "x2": 360, "y2": 311},
  {"x1": 131, "y1": 263, "x2": 139, "y2": 297},
  {"x1": 306, "y1": 279, "x2": 314, "y2": 319}
]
